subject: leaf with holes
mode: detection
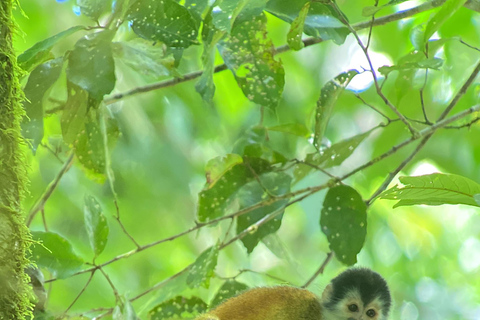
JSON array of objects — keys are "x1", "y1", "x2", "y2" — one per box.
[
  {"x1": 127, "y1": 0, "x2": 198, "y2": 48},
  {"x1": 236, "y1": 172, "x2": 291, "y2": 253},
  {"x1": 84, "y1": 195, "x2": 109, "y2": 258},
  {"x1": 187, "y1": 245, "x2": 219, "y2": 289},
  {"x1": 218, "y1": 13, "x2": 284, "y2": 109},
  {"x1": 67, "y1": 30, "x2": 116, "y2": 100},
  {"x1": 287, "y1": 2, "x2": 310, "y2": 50},
  {"x1": 148, "y1": 296, "x2": 207, "y2": 320},
  {"x1": 321, "y1": 185, "x2": 367, "y2": 266},
  {"x1": 30, "y1": 231, "x2": 84, "y2": 279},
  {"x1": 313, "y1": 70, "x2": 358, "y2": 148},
  {"x1": 210, "y1": 280, "x2": 249, "y2": 308},
  {"x1": 294, "y1": 130, "x2": 371, "y2": 183},
  {"x1": 22, "y1": 58, "x2": 63, "y2": 153},
  {"x1": 378, "y1": 173, "x2": 480, "y2": 208},
  {"x1": 197, "y1": 157, "x2": 271, "y2": 222}
]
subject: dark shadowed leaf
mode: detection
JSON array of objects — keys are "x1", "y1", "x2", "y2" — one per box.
[
  {"x1": 313, "y1": 70, "x2": 358, "y2": 148},
  {"x1": 148, "y1": 296, "x2": 207, "y2": 320},
  {"x1": 67, "y1": 30, "x2": 116, "y2": 100},
  {"x1": 61, "y1": 83, "x2": 88, "y2": 145},
  {"x1": 187, "y1": 246, "x2": 219, "y2": 289},
  {"x1": 22, "y1": 58, "x2": 63, "y2": 153},
  {"x1": 321, "y1": 185, "x2": 367, "y2": 266},
  {"x1": 84, "y1": 194, "x2": 109, "y2": 258},
  {"x1": 210, "y1": 280, "x2": 249, "y2": 308},
  {"x1": 127, "y1": 0, "x2": 198, "y2": 48},
  {"x1": 30, "y1": 231, "x2": 84, "y2": 279},
  {"x1": 236, "y1": 172, "x2": 291, "y2": 253},
  {"x1": 378, "y1": 173, "x2": 480, "y2": 208}
]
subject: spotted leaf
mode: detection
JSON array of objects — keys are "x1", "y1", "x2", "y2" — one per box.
[
  {"x1": 148, "y1": 296, "x2": 207, "y2": 320},
  {"x1": 210, "y1": 280, "x2": 249, "y2": 308},
  {"x1": 187, "y1": 245, "x2": 219, "y2": 289},
  {"x1": 84, "y1": 194, "x2": 109, "y2": 258}
]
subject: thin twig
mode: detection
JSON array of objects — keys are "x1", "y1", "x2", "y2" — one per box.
[
  {"x1": 63, "y1": 271, "x2": 96, "y2": 315},
  {"x1": 302, "y1": 252, "x2": 334, "y2": 288},
  {"x1": 354, "y1": 93, "x2": 391, "y2": 121}
]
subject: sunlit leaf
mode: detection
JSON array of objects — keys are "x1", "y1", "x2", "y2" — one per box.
[
  {"x1": 22, "y1": 58, "x2": 63, "y2": 153},
  {"x1": 313, "y1": 70, "x2": 358, "y2": 148},
  {"x1": 210, "y1": 280, "x2": 249, "y2": 308},
  {"x1": 236, "y1": 172, "x2": 291, "y2": 253},
  {"x1": 378, "y1": 173, "x2": 480, "y2": 208},
  {"x1": 320, "y1": 185, "x2": 367, "y2": 266},
  {"x1": 287, "y1": 2, "x2": 310, "y2": 50},
  {"x1": 205, "y1": 154, "x2": 243, "y2": 185},
  {"x1": 127, "y1": 0, "x2": 198, "y2": 48},
  {"x1": 187, "y1": 245, "x2": 219, "y2": 288},
  {"x1": 148, "y1": 296, "x2": 207, "y2": 320},
  {"x1": 84, "y1": 194, "x2": 109, "y2": 258},
  {"x1": 218, "y1": 13, "x2": 285, "y2": 109},
  {"x1": 30, "y1": 231, "x2": 84, "y2": 279},
  {"x1": 423, "y1": 0, "x2": 468, "y2": 44},
  {"x1": 17, "y1": 25, "x2": 85, "y2": 71},
  {"x1": 267, "y1": 123, "x2": 311, "y2": 137},
  {"x1": 66, "y1": 30, "x2": 116, "y2": 100}
]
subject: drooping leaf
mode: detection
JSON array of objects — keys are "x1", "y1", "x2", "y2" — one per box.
[
  {"x1": 267, "y1": 123, "x2": 311, "y2": 137},
  {"x1": 423, "y1": 0, "x2": 468, "y2": 44},
  {"x1": 186, "y1": 246, "x2": 219, "y2": 289},
  {"x1": 22, "y1": 58, "x2": 63, "y2": 153},
  {"x1": 127, "y1": 0, "x2": 198, "y2": 48},
  {"x1": 84, "y1": 194, "x2": 109, "y2": 258},
  {"x1": 61, "y1": 83, "x2": 88, "y2": 145},
  {"x1": 313, "y1": 70, "x2": 358, "y2": 148},
  {"x1": 378, "y1": 173, "x2": 480, "y2": 208},
  {"x1": 76, "y1": 0, "x2": 112, "y2": 20},
  {"x1": 217, "y1": 13, "x2": 285, "y2": 109},
  {"x1": 113, "y1": 297, "x2": 138, "y2": 320},
  {"x1": 287, "y1": 2, "x2": 310, "y2": 50},
  {"x1": 236, "y1": 172, "x2": 291, "y2": 253},
  {"x1": 30, "y1": 231, "x2": 84, "y2": 279},
  {"x1": 112, "y1": 40, "x2": 176, "y2": 78},
  {"x1": 320, "y1": 185, "x2": 367, "y2": 266},
  {"x1": 378, "y1": 58, "x2": 443, "y2": 76},
  {"x1": 294, "y1": 130, "x2": 371, "y2": 183},
  {"x1": 17, "y1": 25, "x2": 85, "y2": 71},
  {"x1": 197, "y1": 156, "x2": 271, "y2": 222},
  {"x1": 210, "y1": 280, "x2": 249, "y2": 308},
  {"x1": 148, "y1": 296, "x2": 207, "y2": 320},
  {"x1": 66, "y1": 30, "x2": 116, "y2": 100}
]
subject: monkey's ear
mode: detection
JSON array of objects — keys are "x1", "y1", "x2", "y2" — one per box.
[{"x1": 321, "y1": 283, "x2": 333, "y2": 302}]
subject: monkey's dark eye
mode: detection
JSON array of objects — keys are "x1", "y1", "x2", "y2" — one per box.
[
  {"x1": 348, "y1": 304, "x2": 358, "y2": 312},
  {"x1": 366, "y1": 309, "x2": 376, "y2": 317}
]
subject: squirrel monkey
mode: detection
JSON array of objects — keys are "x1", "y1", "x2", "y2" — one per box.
[{"x1": 196, "y1": 268, "x2": 391, "y2": 320}]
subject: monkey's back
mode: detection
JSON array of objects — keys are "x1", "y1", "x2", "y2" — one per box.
[{"x1": 207, "y1": 286, "x2": 323, "y2": 320}]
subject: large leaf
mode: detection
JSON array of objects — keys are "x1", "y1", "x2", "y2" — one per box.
[
  {"x1": 127, "y1": 0, "x2": 198, "y2": 48},
  {"x1": 17, "y1": 25, "x2": 85, "y2": 71},
  {"x1": 236, "y1": 172, "x2": 292, "y2": 253},
  {"x1": 30, "y1": 231, "x2": 84, "y2": 279},
  {"x1": 217, "y1": 13, "x2": 285, "y2": 109},
  {"x1": 294, "y1": 130, "x2": 371, "y2": 183},
  {"x1": 320, "y1": 185, "x2": 367, "y2": 266},
  {"x1": 22, "y1": 58, "x2": 63, "y2": 153},
  {"x1": 66, "y1": 30, "x2": 116, "y2": 100},
  {"x1": 84, "y1": 195, "x2": 109, "y2": 258},
  {"x1": 313, "y1": 70, "x2": 358, "y2": 148},
  {"x1": 186, "y1": 245, "x2": 219, "y2": 289},
  {"x1": 378, "y1": 173, "x2": 480, "y2": 208},
  {"x1": 197, "y1": 156, "x2": 271, "y2": 222},
  {"x1": 423, "y1": 0, "x2": 468, "y2": 44},
  {"x1": 148, "y1": 296, "x2": 207, "y2": 320},
  {"x1": 210, "y1": 280, "x2": 249, "y2": 308}
]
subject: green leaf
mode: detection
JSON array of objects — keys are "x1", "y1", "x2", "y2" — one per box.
[
  {"x1": 313, "y1": 70, "x2": 358, "y2": 148},
  {"x1": 474, "y1": 194, "x2": 480, "y2": 206},
  {"x1": 113, "y1": 297, "x2": 138, "y2": 320},
  {"x1": 112, "y1": 40, "x2": 176, "y2": 78},
  {"x1": 378, "y1": 173, "x2": 480, "y2": 208},
  {"x1": 320, "y1": 185, "x2": 367, "y2": 266},
  {"x1": 267, "y1": 123, "x2": 311, "y2": 137},
  {"x1": 77, "y1": 0, "x2": 112, "y2": 20},
  {"x1": 30, "y1": 231, "x2": 84, "y2": 279},
  {"x1": 294, "y1": 130, "x2": 371, "y2": 183},
  {"x1": 423, "y1": 0, "x2": 468, "y2": 44},
  {"x1": 17, "y1": 25, "x2": 86, "y2": 71},
  {"x1": 210, "y1": 280, "x2": 249, "y2": 308},
  {"x1": 148, "y1": 296, "x2": 207, "y2": 320},
  {"x1": 410, "y1": 23, "x2": 426, "y2": 52},
  {"x1": 187, "y1": 246, "x2": 219, "y2": 289},
  {"x1": 218, "y1": 13, "x2": 285, "y2": 109},
  {"x1": 233, "y1": 126, "x2": 287, "y2": 164},
  {"x1": 197, "y1": 157, "x2": 271, "y2": 222},
  {"x1": 84, "y1": 194, "x2": 109, "y2": 258},
  {"x1": 378, "y1": 57, "x2": 444, "y2": 76},
  {"x1": 127, "y1": 0, "x2": 198, "y2": 48},
  {"x1": 236, "y1": 172, "x2": 291, "y2": 253},
  {"x1": 362, "y1": 1, "x2": 410, "y2": 17},
  {"x1": 205, "y1": 154, "x2": 244, "y2": 185},
  {"x1": 287, "y1": 2, "x2": 310, "y2": 50},
  {"x1": 22, "y1": 58, "x2": 63, "y2": 153},
  {"x1": 61, "y1": 83, "x2": 88, "y2": 145},
  {"x1": 66, "y1": 30, "x2": 116, "y2": 100}
]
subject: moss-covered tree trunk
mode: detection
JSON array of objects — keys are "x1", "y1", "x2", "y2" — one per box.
[{"x1": 0, "y1": 0, "x2": 33, "y2": 318}]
